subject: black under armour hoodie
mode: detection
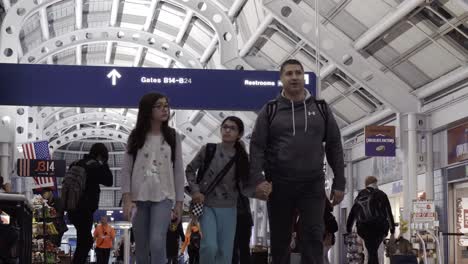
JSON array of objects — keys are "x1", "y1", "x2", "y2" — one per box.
[{"x1": 249, "y1": 90, "x2": 345, "y2": 191}]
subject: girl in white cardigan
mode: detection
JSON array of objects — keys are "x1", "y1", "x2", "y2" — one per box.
[{"x1": 121, "y1": 92, "x2": 185, "y2": 264}]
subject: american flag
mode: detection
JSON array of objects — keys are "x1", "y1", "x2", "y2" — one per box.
[{"x1": 21, "y1": 140, "x2": 55, "y2": 190}]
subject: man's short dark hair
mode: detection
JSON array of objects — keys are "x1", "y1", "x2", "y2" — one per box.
[
  {"x1": 89, "y1": 143, "x2": 109, "y2": 162},
  {"x1": 280, "y1": 59, "x2": 304, "y2": 74}
]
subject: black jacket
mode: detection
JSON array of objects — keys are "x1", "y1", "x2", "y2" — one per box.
[
  {"x1": 73, "y1": 155, "x2": 113, "y2": 212},
  {"x1": 346, "y1": 187, "x2": 396, "y2": 234}
]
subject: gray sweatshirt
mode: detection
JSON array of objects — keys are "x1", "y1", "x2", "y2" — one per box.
[
  {"x1": 186, "y1": 143, "x2": 240, "y2": 208},
  {"x1": 249, "y1": 90, "x2": 345, "y2": 191}
]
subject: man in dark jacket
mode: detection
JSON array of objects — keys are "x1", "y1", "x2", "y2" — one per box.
[
  {"x1": 250, "y1": 59, "x2": 345, "y2": 264},
  {"x1": 67, "y1": 143, "x2": 113, "y2": 264},
  {"x1": 346, "y1": 176, "x2": 396, "y2": 264}
]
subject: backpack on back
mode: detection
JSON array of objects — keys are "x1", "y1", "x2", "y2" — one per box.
[
  {"x1": 355, "y1": 189, "x2": 381, "y2": 224},
  {"x1": 61, "y1": 161, "x2": 87, "y2": 211}
]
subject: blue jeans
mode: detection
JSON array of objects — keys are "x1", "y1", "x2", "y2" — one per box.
[
  {"x1": 133, "y1": 200, "x2": 172, "y2": 264},
  {"x1": 199, "y1": 206, "x2": 237, "y2": 264}
]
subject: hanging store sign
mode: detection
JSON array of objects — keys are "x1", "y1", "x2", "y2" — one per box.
[
  {"x1": 364, "y1": 126, "x2": 396, "y2": 157},
  {"x1": 16, "y1": 159, "x2": 66, "y2": 178},
  {"x1": 448, "y1": 121, "x2": 468, "y2": 165},
  {"x1": 0, "y1": 63, "x2": 316, "y2": 111}
]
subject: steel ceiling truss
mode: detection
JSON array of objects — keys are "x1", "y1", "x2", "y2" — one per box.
[
  {"x1": 262, "y1": 0, "x2": 420, "y2": 113},
  {"x1": 0, "y1": 0, "x2": 251, "y2": 69},
  {"x1": 20, "y1": 27, "x2": 204, "y2": 67}
]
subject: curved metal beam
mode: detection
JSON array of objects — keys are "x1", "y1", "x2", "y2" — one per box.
[
  {"x1": 43, "y1": 112, "x2": 135, "y2": 138},
  {"x1": 19, "y1": 27, "x2": 203, "y2": 68},
  {"x1": 49, "y1": 127, "x2": 128, "y2": 150},
  {"x1": 0, "y1": 0, "x2": 250, "y2": 69}
]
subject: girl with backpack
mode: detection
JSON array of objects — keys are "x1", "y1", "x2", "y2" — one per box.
[
  {"x1": 185, "y1": 116, "x2": 255, "y2": 264},
  {"x1": 121, "y1": 92, "x2": 185, "y2": 264}
]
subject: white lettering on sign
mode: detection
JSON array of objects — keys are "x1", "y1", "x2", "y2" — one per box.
[
  {"x1": 141, "y1": 77, "x2": 162, "y2": 83},
  {"x1": 244, "y1": 80, "x2": 276, "y2": 86},
  {"x1": 365, "y1": 138, "x2": 395, "y2": 143}
]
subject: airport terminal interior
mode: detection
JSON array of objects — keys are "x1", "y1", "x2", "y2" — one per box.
[{"x1": 0, "y1": 0, "x2": 468, "y2": 263}]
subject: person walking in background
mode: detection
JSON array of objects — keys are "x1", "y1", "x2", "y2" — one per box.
[
  {"x1": 166, "y1": 210, "x2": 185, "y2": 264},
  {"x1": 347, "y1": 176, "x2": 396, "y2": 264},
  {"x1": 67, "y1": 143, "x2": 113, "y2": 264},
  {"x1": 93, "y1": 216, "x2": 115, "y2": 264},
  {"x1": 181, "y1": 218, "x2": 202, "y2": 264}
]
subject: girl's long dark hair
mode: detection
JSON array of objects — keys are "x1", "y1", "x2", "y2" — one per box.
[
  {"x1": 127, "y1": 93, "x2": 176, "y2": 162},
  {"x1": 222, "y1": 116, "x2": 249, "y2": 183}
]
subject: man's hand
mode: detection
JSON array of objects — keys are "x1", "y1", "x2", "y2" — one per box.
[
  {"x1": 192, "y1": 192, "x2": 205, "y2": 204},
  {"x1": 255, "y1": 181, "x2": 272, "y2": 200},
  {"x1": 330, "y1": 189, "x2": 344, "y2": 206}
]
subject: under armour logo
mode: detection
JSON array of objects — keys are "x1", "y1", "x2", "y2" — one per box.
[{"x1": 308, "y1": 111, "x2": 315, "y2": 116}]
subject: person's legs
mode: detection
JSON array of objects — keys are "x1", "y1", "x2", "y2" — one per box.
[
  {"x1": 103, "y1": 248, "x2": 111, "y2": 264},
  {"x1": 297, "y1": 182, "x2": 325, "y2": 264},
  {"x1": 70, "y1": 210, "x2": 94, "y2": 264},
  {"x1": 268, "y1": 181, "x2": 296, "y2": 264},
  {"x1": 199, "y1": 206, "x2": 219, "y2": 264},
  {"x1": 133, "y1": 202, "x2": 150, "y2": 263},
  {"x1": 149, "y1": 199, "x2": 172, "y2": 264},
  {"x1": 237, "y1": 214, "x2": 252, "y2": 264},
  {"x1": 213, "y1": 207, "x2": 237, "y2": 264}
]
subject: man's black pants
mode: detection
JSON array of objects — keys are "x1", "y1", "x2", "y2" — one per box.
[
  {"x1": 96, "y1": 248, "x2": 111, "y2": 264},
  {"x1": 268, "y1": 180, "x2": 325, "y2": 264},
  {"x1": 232, "y1": 213, "x2": 252, "y2": 264},
  {"x1": 358, "y1": 223, "x2": 388, "y2": 264},
  {"x1": 68, "y1": 210, "x2": 94, "y2": 264}
]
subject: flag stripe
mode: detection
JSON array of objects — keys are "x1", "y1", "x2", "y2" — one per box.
[{"x1": 20, "y1": 140, "x2": 54, "y2": 190}]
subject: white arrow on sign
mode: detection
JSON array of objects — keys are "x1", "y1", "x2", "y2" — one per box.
[{"x1": 107, "y1": 69, "x2": 121, "y2": 86}]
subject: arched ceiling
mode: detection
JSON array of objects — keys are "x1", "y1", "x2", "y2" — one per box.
[{"x1": 0, "y1": 0, "x2": 467, "y2": 208}]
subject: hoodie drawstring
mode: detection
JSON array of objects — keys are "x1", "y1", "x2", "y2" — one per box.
[
  {"x1": 303, "y1": 101, "x2": 308, "y2": 133},
  {"x1": 291, "y1": 100, "x2": 296, "y2": 136}
]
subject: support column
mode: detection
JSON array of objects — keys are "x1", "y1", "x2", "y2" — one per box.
[
  {"x1": 404, "y1": 113, "x2": 418, "y2": 231},
  {"x1": 425, "y1": 120, "x2": 434, "y2": 199},
  {"x1": 123, "y1": 228, "x2": 130, "y2": 264}
]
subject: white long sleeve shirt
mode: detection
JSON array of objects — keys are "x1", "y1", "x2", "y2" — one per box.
[{"x1": 121, "y1": 133, "x2": 185, "y2": 202}]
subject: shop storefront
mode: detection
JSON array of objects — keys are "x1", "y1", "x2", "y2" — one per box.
[{"x1": 446, "y1": 121, "x2": 468, "y2": 264}]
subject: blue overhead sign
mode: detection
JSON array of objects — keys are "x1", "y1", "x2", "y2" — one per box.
[{"x1": 0, "y1": 63, "x2": 316, "y2": 111}]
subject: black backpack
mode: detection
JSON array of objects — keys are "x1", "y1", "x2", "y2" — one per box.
[
  {"x1": 266, "y1": 99, "x2": 329, "y2": 141},
  {"x1": 355, "y1": 189, "x2": 381, "y2": 224},
  {"x1": 61, "y1": 160, "x2": 91, "y2": 211},
  {"x1": 189, "y1": 231, "x2": 201, "y2": 250}
]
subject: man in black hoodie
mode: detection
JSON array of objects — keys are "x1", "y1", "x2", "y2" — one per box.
[
  {"x1": 346, "y1": 176, "x2": 396, "y2": 264},
  {"x1": 67, "y1": 143, "x2": 113, "y2": 264},
  {"x1": 250, "y1": 59, "x2": 345, "y2": 264}
]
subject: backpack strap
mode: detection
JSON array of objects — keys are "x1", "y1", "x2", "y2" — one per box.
[
  {"x1": 315, "y1": 99, "x2": 329, "y2": 142},
  {"x1": 196, "y1": 143, "x2": 217, "y2": 184},
  {"x1": 266, "y1": 99, "x2": 278, "y2": 126}
]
